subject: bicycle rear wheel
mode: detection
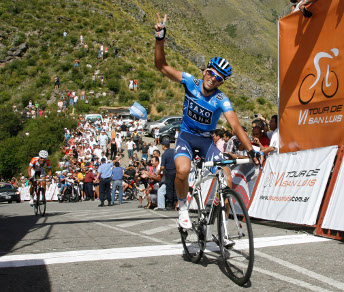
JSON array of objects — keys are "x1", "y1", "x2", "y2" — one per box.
[
  {"x1": 37, "y1": 188, "x2": 46, "y2": 216},
  {"x1": 217, "y1": 188, "x2": 254, "y2": 286},
  {"x1": 179, "y1": 191, "x2": 205, "y2": 263}
]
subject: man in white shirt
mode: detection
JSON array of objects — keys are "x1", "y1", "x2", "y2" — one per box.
[
  {"x1": 148, "y1": 142, "x2": 158, "y2": 159},
  {"x1": 94, "y1": 118, "x2": 101, "y2": 127},
  {"x1": 263, "y1": 115, "x2": 279, "y2": 157},
  {"x1": 126, "y1": 138, "x2": 136, "y2": 159},
  {"x1": 89, "y1": 136, "x2": 97, "y2": 149},
  {"x1": 99, "y1": 131, "x2": 109, "y2": 152},
  {"x1": 93, "y1": 145, "x2": 103, "y2": 160}
]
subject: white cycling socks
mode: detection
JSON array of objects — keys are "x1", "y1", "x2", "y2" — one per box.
[{"x1": 178, "y1": 197, "x2": 187, "y2": 211}]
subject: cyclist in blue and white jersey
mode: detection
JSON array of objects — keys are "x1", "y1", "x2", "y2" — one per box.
[{"x1": 154, "y1": 14, "x2": 262, "y2": 229}]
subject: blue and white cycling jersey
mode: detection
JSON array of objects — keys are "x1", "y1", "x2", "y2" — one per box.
[{"x1": 180, "y1": 72, "x2": 233, "y2": 137}]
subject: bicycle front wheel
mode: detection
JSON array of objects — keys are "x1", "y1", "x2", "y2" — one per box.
[
  {"x1": 37, "y1": 188, "x2": 46, "y2": 216},
  {"x1": 217, "y1": 189, "x2": 254, "y2": 286},
  {"x1": 179, "y1": 191, "x2": 205, "y2": 263}
]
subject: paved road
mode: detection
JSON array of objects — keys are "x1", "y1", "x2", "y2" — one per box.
[{"x1": 0, "y1": 200, "x2": 343, "y2": 292}]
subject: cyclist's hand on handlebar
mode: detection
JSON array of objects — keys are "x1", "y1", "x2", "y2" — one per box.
[{"x1": 248, "y1": 150, "x2": 264, "y2": 169}]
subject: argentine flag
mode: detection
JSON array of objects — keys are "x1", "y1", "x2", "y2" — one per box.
[{"x1": 130, "y1": 102, "x2": 148, "y2": 120}]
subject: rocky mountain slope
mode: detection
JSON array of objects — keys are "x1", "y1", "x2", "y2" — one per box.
[{"x1": 0, "y1": 0, "x2": 291, "y2": 123}]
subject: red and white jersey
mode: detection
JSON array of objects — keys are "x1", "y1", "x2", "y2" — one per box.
[{"x1": 29, "y1": 157, "x2": 52, "y2": 172}]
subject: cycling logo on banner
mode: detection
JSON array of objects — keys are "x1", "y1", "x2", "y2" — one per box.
[{"x1": 298, "y1": 48, "x2": 339, "y2": 105}]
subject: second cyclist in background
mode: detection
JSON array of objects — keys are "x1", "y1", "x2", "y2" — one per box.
[{"x1": 27, "y1": 150, "x2": 52, "y2": 206}]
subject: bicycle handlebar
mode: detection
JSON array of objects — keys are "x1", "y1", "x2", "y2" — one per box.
[{"x1": 204, "y1": 158, "x2": 251, "y2": 168}]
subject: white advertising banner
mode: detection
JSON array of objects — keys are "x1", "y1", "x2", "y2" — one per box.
[
  {"x1": 249, "y1": 146, "x2": 338, "y2": 225},
  {"x1": 19, "y1": 183, "x2": 60, "y2": 201},
  {"x1": 321, "y1": 157, "x2": 344, "y2": 231}
]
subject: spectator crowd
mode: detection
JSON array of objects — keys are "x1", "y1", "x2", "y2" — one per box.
[{"x1": 6, "y1": 112, "x2": 278, "y2": 211}]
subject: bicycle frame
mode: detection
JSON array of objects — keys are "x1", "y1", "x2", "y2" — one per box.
[
  {"x1": 182, "y1": 157, "x2": 255, "y2": 285},
  {"x1": 188, "y1": 158, "x2": 250, "y2": 241}
]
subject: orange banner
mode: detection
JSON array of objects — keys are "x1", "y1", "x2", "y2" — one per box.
[{"x1": 279, "y1": 0, "x2": 344, "y2": 153}]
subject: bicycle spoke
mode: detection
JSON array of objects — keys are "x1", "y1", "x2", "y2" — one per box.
[
  {"x1": 179, "y1": 193, "x2": 205, "y2": 263},
  {"x1": 218, "y1": 189, "x2": 254, "y2": 286}
]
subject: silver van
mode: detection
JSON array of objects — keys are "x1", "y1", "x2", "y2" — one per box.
[{"x1": 143, "y1": 115, "x2": 182, "y2": 136}]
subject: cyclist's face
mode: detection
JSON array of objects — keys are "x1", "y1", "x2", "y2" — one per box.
[
  {"x1": 39, "y1": 158, "x2": 46, "y2": 165},
  {"x1": 203, "y1": 68, "x2": 224, "y2": 91}
]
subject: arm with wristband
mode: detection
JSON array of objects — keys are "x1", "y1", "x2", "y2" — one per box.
[{"x1": 154, "y1": 13, "x2": 182, "y2": 83}]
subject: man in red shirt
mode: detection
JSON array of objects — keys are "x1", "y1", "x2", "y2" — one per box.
[{"x1": 84, "y1": 167, "x2": 96, "y2": 200}]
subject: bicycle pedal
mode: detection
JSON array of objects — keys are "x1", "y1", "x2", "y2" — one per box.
[{"x1": 224, "y1": 242, "x2": 235, "y2": 249}]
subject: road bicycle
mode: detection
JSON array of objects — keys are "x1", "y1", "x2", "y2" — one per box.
[
  {"x1": 33, "y1": 179, "x2": 46, "y2": 216},
  {"x1": 179, "y1": 154, "x2": 255, "y2": 286}
]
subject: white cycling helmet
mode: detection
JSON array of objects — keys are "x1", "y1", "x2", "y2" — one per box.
[{"x1": 39, "y1": 150, "x2": 49, "y2": 159}]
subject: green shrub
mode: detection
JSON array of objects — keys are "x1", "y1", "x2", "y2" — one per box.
[
  {"x1": 61, "y1": 62, "x2": 71, "y2": 72},
  {"x1": 107, "y1": 79, "x2": 120, "y2": 94},
  {"x1": 28, "y1": 39, "x2": 39, "y2": 48},
  {"x1": 138, "y1": 92, "x2": 150, "y2": 102},
  {"x1": 91, "y1": 98, "x2": 100, "y2": 106},
  {"x1": 156, "y1": 104, "x2": 164, "y2": 113},
  {"x1": 0, "y1": 91, "x2": 11, "y2": 103},
  {"x1": 225, "y1": 24, "x2": 237, "y2": 38},
  {"x1": 35, "y1": 74, "x2": 50, "y2": 88},
  {"x1": 41, "y1": 44, "x2": 48, "y2": 52},
  {"x1": 13, "y1": 33, "x2": 26, "y2": 46},
  {"x1": 140, "y1": 79, "x2": 155, "y2": 91},
  {"x1": 75, "y1": 101, "x2": 91, "y2": 113},
  {"x1": 0, "y1": 113, "x2": 77, "y2": 178},
  {"x1": 70, "y1": 35, "x2": 78, "y2": 46},
  {"x1": 27, "y1": 57, "x2": 37, "y2": 66},
  {"x1": 257, "y1": 97, "x2": 266, "y2": 105}
]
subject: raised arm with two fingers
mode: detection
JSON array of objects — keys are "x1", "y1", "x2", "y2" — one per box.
[{"x1": 154, "y1": 13, "x2": 182, "y2": 83}]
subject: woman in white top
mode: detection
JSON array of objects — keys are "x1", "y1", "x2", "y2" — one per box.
[{"x1": 154, "y1": 127, "x2": 160, "y2": 145}]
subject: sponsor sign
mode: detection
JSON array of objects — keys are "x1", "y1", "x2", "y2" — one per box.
[
  {"x1": 321, "y1": 155, "x2": 344, "y2": 231},
  {"x1": 249, "y1": 146, "x2": 337, "y2": 225},
  {"x1": 187, "y1": 99, "x2": 213, "y2": 125},
  {"x1": 279, "y1": 0, "x2": 344, "y2": 153}
]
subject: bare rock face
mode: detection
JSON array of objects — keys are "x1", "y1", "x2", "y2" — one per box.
[
  {"x1": 1, "y1": 42, "x2": 28, "y2": 63},
  {"x1": 117, "y1": 0, "x2": 146, "y2": 23}
]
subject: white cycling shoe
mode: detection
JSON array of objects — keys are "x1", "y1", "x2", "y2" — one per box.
[
  {"x1": 178, "y1": 210, "x2": 192, "y2": 229},
  {"x1": 29, "y1": 199, "x2": 34, "y2": 206}
]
